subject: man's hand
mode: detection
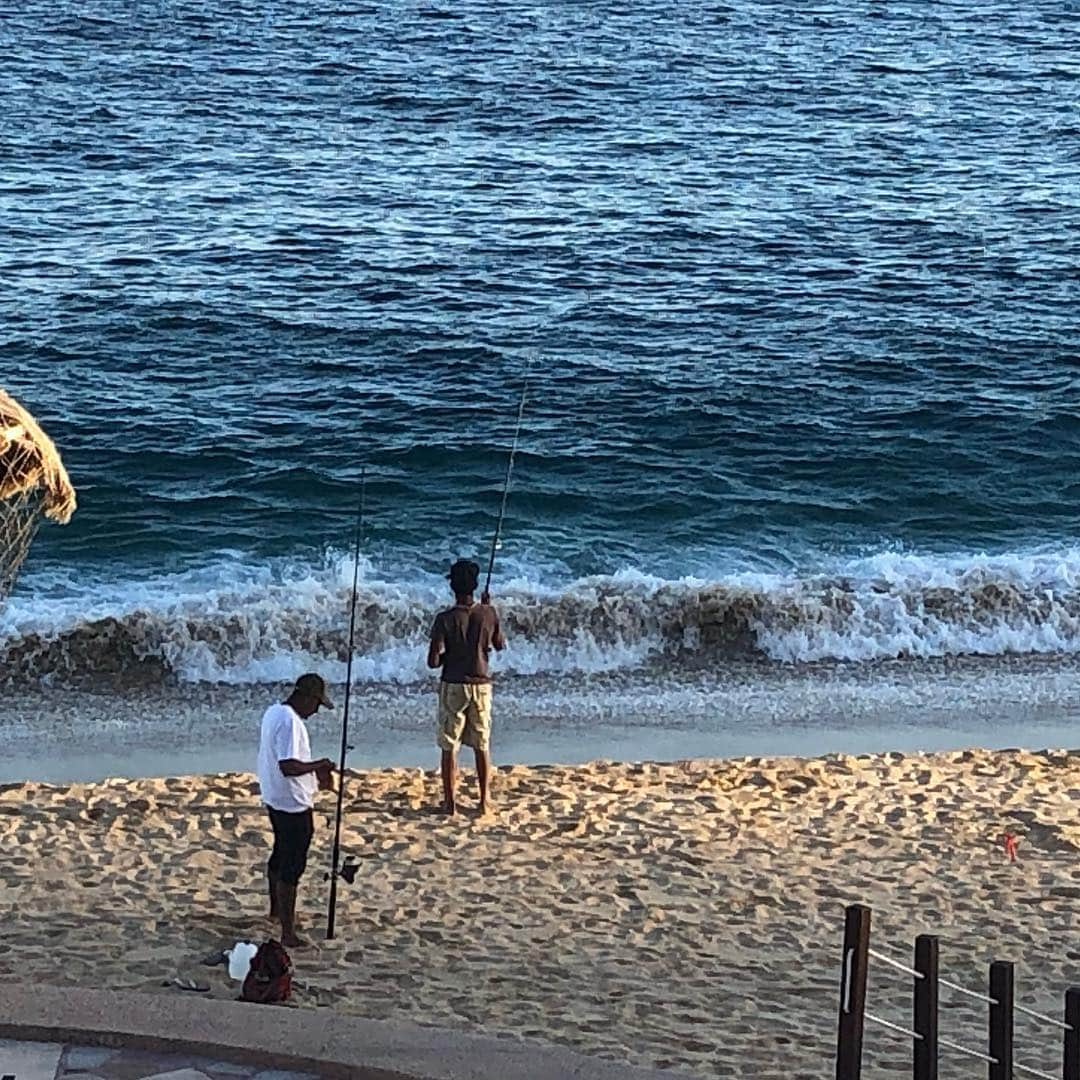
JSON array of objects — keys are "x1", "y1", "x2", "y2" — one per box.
[{"x1": 316, "y1": 761, "x2": 335, "y2": 791}]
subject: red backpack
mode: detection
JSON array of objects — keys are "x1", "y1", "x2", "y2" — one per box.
[{"x1": 240, "y1": 940, "x2": 292, "y2": 1004}]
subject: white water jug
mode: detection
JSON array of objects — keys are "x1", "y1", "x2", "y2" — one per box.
[{"x1": 227, "y1": 941, "x2": 259, "y2": 981}]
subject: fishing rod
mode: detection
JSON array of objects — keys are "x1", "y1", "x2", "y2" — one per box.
[
  {"x1": 325, "y1": 466, "x2": 365, "y2": 941},
  {"x1": 484, "y1": 377, "x2": 529, "y2": 599}
]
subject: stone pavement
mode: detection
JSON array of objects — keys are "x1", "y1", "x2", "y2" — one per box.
[
  {"x1": 0, "y1": 987, "x2": 693, "y2": 1080},
  {"x1": 0, "y1": 1041, "x2": 322, "y2": 1080}
]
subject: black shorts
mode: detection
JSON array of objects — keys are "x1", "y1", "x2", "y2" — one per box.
[{"x1": 267, "y1": 806, "x2": 314, "y2": 885}]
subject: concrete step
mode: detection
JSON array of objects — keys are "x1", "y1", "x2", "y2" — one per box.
[{"x1": 0, "y1": 1040, "x2": 63, "y2": 1080}]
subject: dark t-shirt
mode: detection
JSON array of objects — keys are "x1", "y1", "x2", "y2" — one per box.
[{"x1": 430, "y1": 603, "x2": 504, "y2": 684}]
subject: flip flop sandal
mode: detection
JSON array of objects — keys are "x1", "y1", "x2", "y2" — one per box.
[{"x1": 163, "y1": 977, "x2": 210, "y2": 992}]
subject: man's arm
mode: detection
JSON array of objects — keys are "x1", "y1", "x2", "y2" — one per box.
[
  {"x1": 273, "y1": 714, "x2": 333, "y2": 779},
  {"x1": 278, "y1": 757, "x2": 333, "y2": 778},
  {"x1": 427, "y1": 615, "x2": 445, "y2": 669},
  {"x1": 480, "y1": 594, "x2": 506, "y2": 651}
]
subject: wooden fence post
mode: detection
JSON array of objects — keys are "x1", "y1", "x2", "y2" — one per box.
[
  {"x1": 1064, "y1": 986, "x2": 1080, "y2": 1080},
  {"x1": 989, "y1": 960, "x2": 1014, "y2": 1080},
  {"x1": 837, "y1": 904, "x2": 872, "y2": 1080},
  {"x1": 914, "y1": 934, "x2": 939, "y2": 1080}
]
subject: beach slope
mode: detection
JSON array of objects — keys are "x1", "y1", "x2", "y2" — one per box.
[{"x1": 0, "y1": 749, "x2": 1076, "y2": 1078}]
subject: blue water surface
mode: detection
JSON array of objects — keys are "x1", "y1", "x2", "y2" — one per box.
[{"x1": 2, "y1": 0, "x2": 1078, "y2": 584}]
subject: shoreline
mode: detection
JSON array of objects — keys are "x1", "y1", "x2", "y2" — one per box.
[
  {"x1": 3, "y1": 652, "x2": 1080, "y2": 782},
  {"x1": 2, "y1": 747, "x2": 1078, "y2": 1078}
]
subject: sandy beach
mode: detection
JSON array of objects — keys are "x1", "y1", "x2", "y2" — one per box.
[{"x1": 1, "y1": 748, "x2": 1078, "y2": 1078}]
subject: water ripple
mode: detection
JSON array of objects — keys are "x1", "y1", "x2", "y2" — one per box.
[{"x1": 0, "y1": 0, "x2": 1076, "y2": 584}]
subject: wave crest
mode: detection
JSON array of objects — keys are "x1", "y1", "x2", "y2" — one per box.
[{"x1": 1, "y1": 549, "x2": 1078, "y2": 686}]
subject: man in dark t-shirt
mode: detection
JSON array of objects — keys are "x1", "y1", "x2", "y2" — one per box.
[{"x1": 426, "y1": 558, "x2": 506, "y2": 816}]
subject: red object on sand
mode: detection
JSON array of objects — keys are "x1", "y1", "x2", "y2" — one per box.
[{"x1": 1003, "y1": 833, "x2": 1019, "y2": 862}]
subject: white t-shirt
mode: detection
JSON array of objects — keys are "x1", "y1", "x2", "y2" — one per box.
[{"x1": 257, "y1": 703, "x2": 318, "y2": 813}]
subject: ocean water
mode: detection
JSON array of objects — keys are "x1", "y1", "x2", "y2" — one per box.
[{"x1": 1, "y1": 1, "x2": 1079, "y2": 773}]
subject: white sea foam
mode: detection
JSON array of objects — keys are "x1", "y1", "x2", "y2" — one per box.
[
  {"x1": 2, "y1": 545, "x2": 1080, "y2": 684},
  {"x1": 750, "y1": 548, "x2": 1080, "y2": 662}
]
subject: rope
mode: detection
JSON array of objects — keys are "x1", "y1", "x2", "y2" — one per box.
[
  {"x1": 866, "y1": 1012, "x2": 923, "y2": 1041},
  {"x1": 940, "y1": 976, "x2": 997, "y2": 1006},
  {"x1": 0, "y1": 488, "x2": 43, "y2": 599},
  {"x1": 1014, "y1": 1062, "x2": 1060, "y2": 1080},
  {"x1": 868, "y1": 948, "x2": 925, "y2": 980},
  {"x1": 1015, "y1": 1001, "x2": 1073, "y2": 1031},
  {"x1": 939, "y1": 1035, "x2": 998, "y2": 1065}
]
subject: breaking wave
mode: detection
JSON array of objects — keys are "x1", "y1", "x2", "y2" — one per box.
[{"x1": 1, "y1": 547, "x2": 1079, "y2": 687}]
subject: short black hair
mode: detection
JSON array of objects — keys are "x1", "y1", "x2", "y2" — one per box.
[{"x1": 448, "y1": 558, "x2": 480, "y2": 595}]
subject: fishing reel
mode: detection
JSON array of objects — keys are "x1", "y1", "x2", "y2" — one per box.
[{"x1": 325, "y1": 857, "x2": 360, "y2": 885}]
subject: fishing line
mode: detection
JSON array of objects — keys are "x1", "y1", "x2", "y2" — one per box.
[
  {"x1": 325, "y1": 466, "x2": 365, "y2": 941},
  {"x1": 484, "y1": 376, "x2": 529, "y2": 597}
]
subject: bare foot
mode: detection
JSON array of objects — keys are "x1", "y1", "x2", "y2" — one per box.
[
  {"x1": 477, "y1": 803, "x2": 495, "y2": 819},
  {"x1": 438, "y1": 801, "x2": 457, "y2": 817}
]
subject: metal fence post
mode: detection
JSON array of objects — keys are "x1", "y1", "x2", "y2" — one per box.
[
  {"x1": 837, "y1": 904, "x2": 872, "y2": 1080},
  {"x1": 1064, "y1": 986, "x2": 1080, "y2": 1080},
  {"x1": 914, "y1": 934, "x2": 939, "y2": 1080},
  {"x1": 989, "y1": 960, "x2": 1014, "y2": 1080}
]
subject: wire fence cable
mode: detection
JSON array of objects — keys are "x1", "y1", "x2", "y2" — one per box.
[
  {"x1": 938, "y1": 1035, "x2": 998, "y2": 1065},
  {"x1": 939, "y1": 976, "x2": 998, "y2": 1006},
  {"x1": 1014, "y1": 1001, "x2": 1073, "y2": 1031},
  {"x1": 868, "y1": 949, "x2": 925, "y2": 980},
  {"x1": 865, "y1": 1013, "x2": 923, "y2": 1041},
  {"x1": 1014, "y1": 1062, "x2": 1059, "y2": 1080}
]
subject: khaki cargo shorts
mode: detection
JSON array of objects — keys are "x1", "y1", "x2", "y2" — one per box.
[{"x1": 437, "y1": 682, "x2": 493, "y2": 753}]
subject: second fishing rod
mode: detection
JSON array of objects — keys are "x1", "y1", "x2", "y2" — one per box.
[{"x1": 323, "y1": 376, "x2": 528, "y2": 932}]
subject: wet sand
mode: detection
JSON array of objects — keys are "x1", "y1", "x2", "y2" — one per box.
[
  {"x1": 1, "y1": 749, "x2": 1077, "y2": 1077},
  {"x1": 5, "y1": 654, "x2": 1080, "y2": 784}
]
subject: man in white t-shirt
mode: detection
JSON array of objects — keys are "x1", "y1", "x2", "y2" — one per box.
[{"x1": 257, "y1": 672, "x2": 335, "y2": 948}]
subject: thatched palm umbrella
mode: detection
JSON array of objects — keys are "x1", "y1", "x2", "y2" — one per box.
[{"x1": 0, "y1": 388, "x2": 76, "y2": 598}]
